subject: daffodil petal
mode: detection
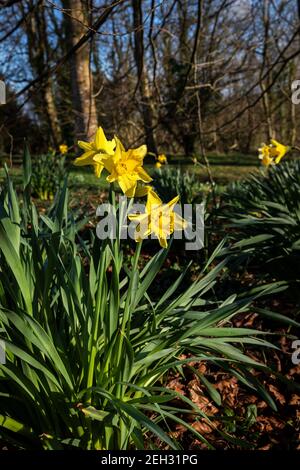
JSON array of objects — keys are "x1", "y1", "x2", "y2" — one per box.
[
  {"x1": 102, "y1": 155, "x2": 114, "y2": 173},
  {"x1": 173, "y1": 212, "x2": 188, "y2": 230},
  {"x1": 137, "y1": 166, "x2": 152, "y2": 183},
  {"x1": 135, "y1": 228, "x2": 151, "y2": 242},
  {"x1": 93, "y1": 152, "x2": 110, "y2": 164},
  {"x1": 94, "y1": 163, "x2": 104, "y2": 178},
  {"x1": 94, "y1": 127, "x2": 105, "y2": 150},
  {"x1": 128, "y1": 213, "x2": 144, "y2": 222},
  {"x1": 107, "y1": 173, "x2": 117, "y2": 183},
  {"x1": 146, "y1": 189, "x2": 162, "y2": 212},
  {"x1": 274, "y1": 154, "x2": 284, "y2": 164},
  {"x1": 118, "y1": 175, "x2": 137, "y2": 197},
  {"x1": 78, "y1": 141, "x2": 93, "y2": 151},
  {"x1": 158, "y1": 236, "x2": 168, "y2": 249},
  {"x1": 131, "y1": 144, "x2": 147, "y2": 161},
  {"x1": 114, "y1": 136, "x2": 125, "y2": 153},
  {"x1": 167, "y1": 195, "x2": 180, "y2": 210},
  {"x1": 74, "y1": 150, "x2": 95, "y2": 166}
]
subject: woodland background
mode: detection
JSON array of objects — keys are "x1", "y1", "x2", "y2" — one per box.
[{"x1": 1, "y1": 0, "x2": 300, "y2": 159}]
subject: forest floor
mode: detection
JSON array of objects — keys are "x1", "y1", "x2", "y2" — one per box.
[
  {"x1": 162, "y1": 290, "x2": 300, "y2": 450},
  {"x1": 1, "y1": 153, "x2": 299, "y2": 450}
]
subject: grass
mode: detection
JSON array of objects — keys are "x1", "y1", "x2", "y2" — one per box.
[
  {"x1": 0, "y1": 166, "x2": 109, "y2": 194},
  {"x1": 164, "y1": 152, "x2": 260, "y2": 184},
  {"x1": 180, "y1": 163, "x2": 259, "y2": 184},
  {"x1": 0, "y1": 153, "x2": 260, "y2": 197},
  {"x1": 170, "y1": 152, "x2": 258, "y2": 166}
]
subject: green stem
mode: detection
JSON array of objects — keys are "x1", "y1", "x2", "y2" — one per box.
[
  {"x1": 110, "y1": 187, "x2": 121, "y2": 336},
  {"x1": 115, "y1": 240, "x2": 142, "y2": 398},
  {"x1": 122, "y1": 240, "x2": 142, "y2": 328},
  {"x1": 87, "y1": 250, "x2": 106, "y2": 390}
]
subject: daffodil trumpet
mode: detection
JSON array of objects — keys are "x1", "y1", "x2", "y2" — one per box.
[
  {"x1": 100, "y1": 136, "x2": 152, "y2": 197},
  {"x1": 258, "y1": 139, "x2": 290, "y2": 167}
]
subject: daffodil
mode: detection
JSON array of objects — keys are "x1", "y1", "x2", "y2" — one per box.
[
  {"x1": 128, "y1": 189, "x2": 187, "y2": 248},
  {"x1": 158, "y1": 154, "x2": 167, "y2": 164},
  {"x1": 270, "y1": 139, "x2": 289, "y2": 164},
  {"x1": 155, "y1": 162, "x2": 162, "y2": 169},
  {"x1": 59, "y1": 144, "x2": 68, "y2": 155},
  {"x1": 258, "y1": 139, "x2": 289, "y2": 167},
  {"x1": 74, "y1": 127, "x2": 116, "y2": 177},
  {"x1": 101, "y1": 137, "x2": 152, "y2": 197}
]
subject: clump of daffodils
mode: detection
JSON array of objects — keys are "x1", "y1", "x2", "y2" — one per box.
[
  {"x1": 75, "y1": 127, "x2": 151, "y2": 196},
  {"x1": 59, "y1": 144, "x2": 68, "y2": 155},
  {"x1": 155, "y1": 153, "x2": 168, "y2": 169},
  {"x1": 258, "y1": 139, "x2": 289, "y2": 167},
  {"x1": 74, "y1": 127, "x2": 186, "y2": 248}
]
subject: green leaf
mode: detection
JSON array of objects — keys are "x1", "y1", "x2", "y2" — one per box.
[
  {"x1": 0, "y1": 415, "x2": 34, "y2": 437},
  {"x1": 0, "y1": 223, "x2": 32, "y2": 313}
]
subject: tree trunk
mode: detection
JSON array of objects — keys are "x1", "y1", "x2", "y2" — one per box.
[
  {"x1": 22, "y1": 0, "x2": 61, "y2": 145},
  {"x1": 260, "y1": 0, "x2": 274, "y2": 141},
  {"x1": 132, "y1": 0, "x2": 157, "y2": 154},
  {"x1": 44, "y1": 81, "x2": 62, "y2": 145},
  {"x1": 62, "y1": 0, "x2": 98, "y2": 140}
]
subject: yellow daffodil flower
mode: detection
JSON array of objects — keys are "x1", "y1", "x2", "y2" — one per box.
[
  {"x1": 155, "y1": 162, "x2": 162, "y2": 169},
  {"x1": 59, "y1": 144, "x2": 68, "y2": 155},
  {"x1": 74, "y1": 127, "x2": 116, "y2": 178},
  {"x1": 101, "y1": 137, "x2": 152, "y2": 197},
  {"x1": 128, "y1": 189, "x2": 187, "y2": 248},
  {"x1": 258, "y1": 140, "x2": 289, "y2": 167},
  {"x1": 270, "y1": 139, "x2": 289, "y2": 164},
  {"x1": 158, "y1": 154, "x2": 167, "y2": 164}
]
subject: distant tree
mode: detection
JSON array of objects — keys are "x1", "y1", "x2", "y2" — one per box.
[{"x1": 62, "y1": 0, "x2": 98, "y2": 140}]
